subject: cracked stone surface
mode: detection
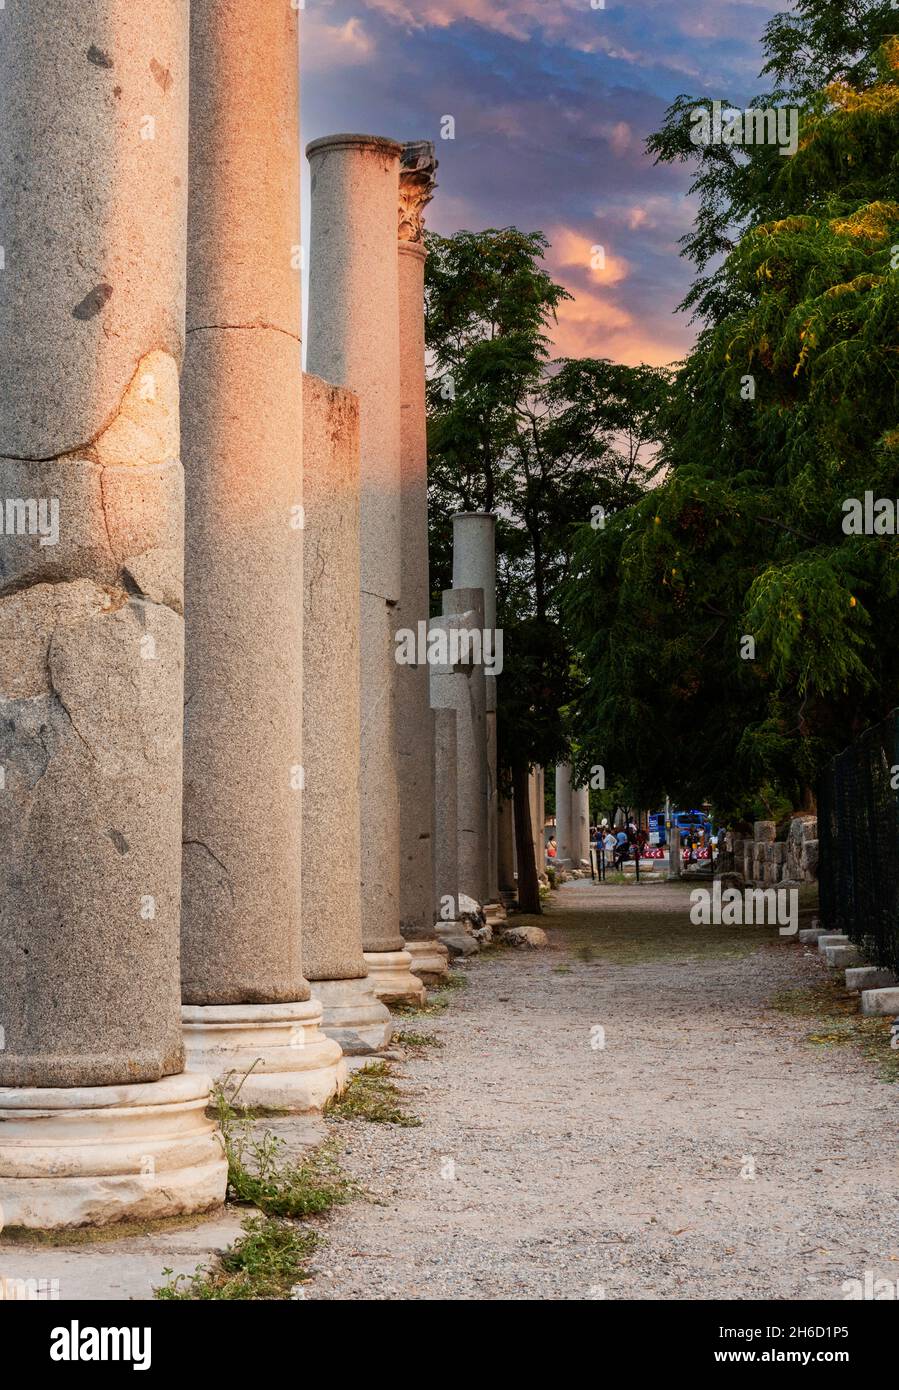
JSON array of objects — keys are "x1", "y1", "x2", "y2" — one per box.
[
  {"x1": 180, "y1": 0, "x2": 309, "y2": 1007},
  {"x1": 0, "y1": 2, "x2": 190, "y2": 1089}
]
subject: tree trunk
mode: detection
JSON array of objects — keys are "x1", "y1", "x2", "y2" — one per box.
[{"x1": 512, "y1": 757, "x2": 542, "y2": 914}]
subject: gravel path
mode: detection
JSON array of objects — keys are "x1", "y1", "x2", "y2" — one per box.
[{"x1": 311, "y1": 879, "x2": 899, "y2": 1301}]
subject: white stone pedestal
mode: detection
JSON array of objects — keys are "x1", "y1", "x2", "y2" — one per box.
[
  {"x1": 363, "y1": 950, "x2": 427, "y2": 1007},
  {"x1": 0, "y1": 1073, "x2": 227, "y2": 1231},
  {"x1": 405, "y1": 939, "x2": 450, "y2": 985},
  {"x1": 312, "y1": 978, "x2": 393, "y2": 1055},
  {"x1": 182, "y1": 1001, "x2": 345, "y2": 1112}
]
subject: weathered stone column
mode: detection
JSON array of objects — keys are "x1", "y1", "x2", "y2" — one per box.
[
  {"x1": 452, "y1": 513, "x2": 502, "y2": 921},
  {"x1": 498, "y1": 793, "x2": 517, "y2": 895},
  {"x1": 396, "y1": 142, "x2": 448, "y2": 985},
  {"x1": 442, "y1": 587, "x2": 489, "y2": 909},
  {"x1": 572, "y1": 783, "x2": 591, "y2": 866},
  {"x1": 180, "y1": 0, "x2": 344, "y2": 1109},
  {"x1": 432, "y1": 707, "x2": 463, "y2": 936},
  {"x1": 530, "y1": 767, "x2": 546, "y2": 873},
  {"x1": 302, "y1": 373, "x2": 392, "y2": 1053},
  {"x1": 0, "y1": 0, "x2": 226, "y2": 1228},
  {"x1": 555, "y1": 763, "x2": 574, "y2": 864},
  {"x1": 307, "y1": 133, "x2": 423, "y2": 1006}
]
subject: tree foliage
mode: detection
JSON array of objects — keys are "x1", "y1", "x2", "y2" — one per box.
[{"x1": 566, "y1": 11, "x2": 899, "y2": 819}]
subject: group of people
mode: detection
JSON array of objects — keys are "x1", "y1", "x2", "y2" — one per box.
[{"x1": 592, "y1": 819, "x2": 648, "y2": 870}]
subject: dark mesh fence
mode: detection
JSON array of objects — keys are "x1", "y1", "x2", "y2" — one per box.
[{"x1": 817, "y1": 710, "x2": 899, "y2": 973}]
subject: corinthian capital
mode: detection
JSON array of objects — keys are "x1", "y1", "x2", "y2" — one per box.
[{"x1": 399, "y1": 140, "x2": 438, "y2": 243}]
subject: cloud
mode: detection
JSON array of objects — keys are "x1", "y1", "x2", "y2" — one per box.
[
  {"x1": 304, "y1": 13, "x2": 375, "y2": 71},
  {"x1": 548, "y1": 225, "x2": 630, "y2": 286}
]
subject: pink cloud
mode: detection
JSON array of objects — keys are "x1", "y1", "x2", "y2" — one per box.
[{"x1": 304, "y1": 13, "x2": 375, "y2": 71}]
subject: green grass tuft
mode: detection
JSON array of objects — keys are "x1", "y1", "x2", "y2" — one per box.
[
  {"x1": 325, "y1": 1061, "x2": 421, "y2": 1126},
  {"x1": 154, "y1": 1215, "x2": 317, "y2": 1301}
]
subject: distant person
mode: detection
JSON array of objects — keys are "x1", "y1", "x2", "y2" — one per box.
[
  {"x1": 547, "y1": 836, "x2": 558, "y2": 861},
  {"x1": 615, "y1": 827, "x2": 628, "y2": 869}
]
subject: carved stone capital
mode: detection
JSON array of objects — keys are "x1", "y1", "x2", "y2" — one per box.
[{"x1": 399, "y1": 140, "x2": 438, "y2": 243}]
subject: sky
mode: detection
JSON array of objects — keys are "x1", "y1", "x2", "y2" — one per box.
[{"x1": 301, "y1": 0, "x2": 785, "y2": 368}]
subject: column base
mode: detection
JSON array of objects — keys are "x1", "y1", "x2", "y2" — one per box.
[
  {"x1": 484, "y1": 900, "x2": 508, "y2": 926},
  {"x1": 182, "y1": 1000, "x2": 346, "y2": 1113},
  {"x1": 362, "y1": 950, "x2": 427, "y2": 1007},
  {"x1": 311, "y1": 977, "x2": 393, "y2": 1055},
  {"x1": 405, "y1": 938, "x2": 450, "y2": 985},
  {"x1": 0, "y1": 1072, "x2": 227, "y2": 1231}
]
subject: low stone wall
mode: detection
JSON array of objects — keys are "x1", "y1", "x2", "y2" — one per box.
[{"x1": 722, "y1": 816, "x2": 818, "y2": 888}]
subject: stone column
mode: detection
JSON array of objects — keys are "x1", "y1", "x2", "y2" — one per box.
[
  {"x1": 180, "y1": 0, "x2": 344, "y2": 1110},
  {"x1": 498, "y1": 793, "x2": 517, "y2": 895},
  {"x1": 441, "y1": 587, "x2": 489, "y2": 909},
  {"x1": 0, "y1": 0, "x2": 226, "y2": 1228},
  {"x1": 555, "y1": 763, "x2": 574, "y2": 864},
  {"x1": 432, "y1": 707, "x2": 469, "y2": 949},
  {"x1": 452, "y1": 513, "x2": 503, "y2": 921},
  {"x1": 302, "y1": 373, "x2": 392, "y2": 1054},
  {"x1": 396, "y1": 142, "x2": 448, "y2": 985},
  {"x1": 572, "y1": 783, "x2": 591, "y2": 866},
  {"x1": 530, "y1": 767, "x2": 546, "y2": 873},
  {"x1": 307, "y1": 133, "x2": 423, "y2": 1006}
]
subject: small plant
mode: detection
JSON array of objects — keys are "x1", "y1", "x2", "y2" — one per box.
[
  {"x1": 325, "y1": 1061, "x2": 421, "y2": 1126},
  {"x1": 213, "y1": 1081, "x2": 359, "y2": 1217},
  {"x1": 393, "y1": 1029, "x2": 443, "y2": 1051},
  {"x1": 155, "y1": 1215, "x2": 317, "y2": 1301}
]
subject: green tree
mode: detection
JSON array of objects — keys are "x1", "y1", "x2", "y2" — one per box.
[
  {"x1": 425, "y1": 228, "x2": 666, "y2": 905},
  {"x1": 567, "y1": 18, "x2": 899, "y2": 819}
]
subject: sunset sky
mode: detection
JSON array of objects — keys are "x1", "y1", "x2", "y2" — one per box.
[{"x1": 302, "y1": 0, "x2": 783, "y2": 368}]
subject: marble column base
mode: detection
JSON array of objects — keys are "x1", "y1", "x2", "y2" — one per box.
[
  {"x1": 363, "y1": 949, "x2": 427, "y2": 1007},
  {"x1": 0, "y1": 1072, "x2": 227, "y2": 1231},
  {"x1": 312, "y1": 977, "x2": 393, "y2": 1055},
  {"x1": 405, "y1": 938, "x2": 450, "y2": 984},
  {"x1": 484, "y1": 900, "x2": 508, "y2": 926},
  {"x1": 182, "y1": 1000, "x2": 346, "y2": 1113}
]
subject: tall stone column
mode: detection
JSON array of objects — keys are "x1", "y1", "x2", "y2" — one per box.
[
  {"x1": 0, "y1": 0, "x2": 226, "y2": 1228},
  {"x1": 432, "y1": 707, "x2": 462, "y2": 936},
  {"x1": 307, "y1": 133, "x2": 424, "y2": 1006},
  {"x1": 180, "y1": 0, "x2": 344, "y2": 1110},
  {"x1": 302, "y1": 373, "x2": 392, "y2": 1054},
  {"x1": 396, "y1": 142, "x2": 448, "y2": 985},
  {"x1": 442, "y1": 587, "x2": 489, "y2": 909},
  {"x1": 572, "y1": 783, "x2": 591, "y2": 866},
  {"x1": 452, "y1": 513, "x2": 503, "y2": 921},
  {"x1": 555, "y1": 763, "x2": 574, "y2": 864},
  {"x1": 498, "y1": 793, "x2": 517, "y2": 895},
  {"x1": 530, "y1": 767, "x2": 546, "y2": 873}
]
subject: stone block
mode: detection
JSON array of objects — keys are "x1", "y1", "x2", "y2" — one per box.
[
  {"x1": 846, "y1": 966, "x2": 897, "y2": 992},
  {"x1": 861, "y1": 987, "x2": 899, "y2": 1017},
  {"x1": 824, "y1": 944, "x2": 861, "y2": 968},
  {"x1": 754, "y1": 821, "x2": 776, "y2": 843}
]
